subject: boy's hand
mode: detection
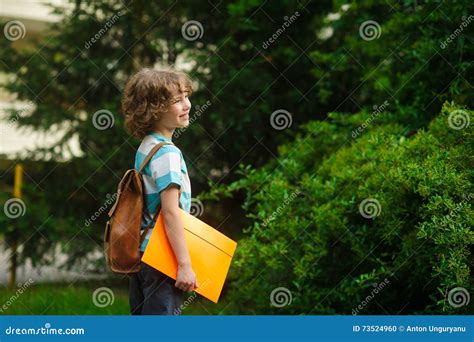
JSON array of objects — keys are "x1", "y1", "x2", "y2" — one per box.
[{"x1": 175, "y1": 264, "x2": 199, "y2": 292}]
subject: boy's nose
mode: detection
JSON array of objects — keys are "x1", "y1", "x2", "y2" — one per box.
[{"x1": 184, "y1": 99, "x2": 191, "y2": 110}]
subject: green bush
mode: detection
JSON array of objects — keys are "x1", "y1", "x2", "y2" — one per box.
[{"x1": 203, "y1": 102, "x2": 473, "y2": 314}]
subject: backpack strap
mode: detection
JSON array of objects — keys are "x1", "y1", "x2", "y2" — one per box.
[
  {"x1": 140, "y1": 209, "x2": 160, "y2": 244},
  {"x1": 138, "y1": 142, "x2": 172, "y2": 173},
  {"x1": 138, "y1": 141, "x2": 182, "y2": 245}
]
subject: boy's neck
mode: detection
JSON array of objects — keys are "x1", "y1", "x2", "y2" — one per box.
[{"x1": 153, "y1": 128, "x2": 175, "y2": 141}]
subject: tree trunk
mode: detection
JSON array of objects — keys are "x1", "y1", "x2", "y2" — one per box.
[{"x1": 8, "y1": 234, "x2": 18, "y2": 289}]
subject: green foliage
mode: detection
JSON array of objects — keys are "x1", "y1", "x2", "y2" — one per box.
[
  {"x1": 1, "y1": 0, "x2": 473, "y2": 314},
  {"x1": 0, "y1": 180, "x2": 57, "y2": 268},
  {"x1": 0, "y1": 0, "x2": 331, "y2": 269},
  {"x1": 311, "y1": 1, "x2": 474, "y2": 126},
  {"x1": 0, "y1": 280, "x2": 223, "y2": 315},
  {"x1": 209, "y1": 102, "x2": 472, "y2": 314},
  {"x1": 0, "y1": 281, "x2": 129, "y2": 315},
  {"x1": 0, "y1": 161, "x2": 108, "y2": 270}
]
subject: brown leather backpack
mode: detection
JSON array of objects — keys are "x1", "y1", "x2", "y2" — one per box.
[{"x1": 104, "y1": 141, "x2": 172, "y2": 274}]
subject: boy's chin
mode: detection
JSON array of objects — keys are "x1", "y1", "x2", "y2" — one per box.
[{"x1": 178, "y1": 121, "x2": 190, "y2": 129}]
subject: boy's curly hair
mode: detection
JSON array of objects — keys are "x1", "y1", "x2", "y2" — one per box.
[{"x1": 122, "y1": 68, "x2": 193, "y2": 139}]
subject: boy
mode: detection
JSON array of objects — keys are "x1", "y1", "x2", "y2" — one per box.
[{"x1": 122, "y1": 67, "x2": 198, "y2": 315}]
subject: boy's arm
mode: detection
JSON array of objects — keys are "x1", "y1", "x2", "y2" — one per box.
[{"x1": 160, "y1": 185, "x2": 198, "y2": 292}]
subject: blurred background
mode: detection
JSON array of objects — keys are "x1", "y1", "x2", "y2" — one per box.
[{"x1": 0, "y1": 0, "x2": 472, "y2": 315}]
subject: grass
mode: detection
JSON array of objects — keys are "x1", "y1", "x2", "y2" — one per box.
[
  {"x1": 0, "y1": 280, "x2": 129, "y2": 315},
  {"x1": 0, "y1": 280, "x2": 232, "y2": 315}
]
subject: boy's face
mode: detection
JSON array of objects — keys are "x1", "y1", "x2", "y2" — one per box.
[{"x1": 158, "y1": 87, "x2": 191, "y2": 129}]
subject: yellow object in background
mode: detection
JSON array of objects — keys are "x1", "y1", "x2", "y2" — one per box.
[
  {"x1": 142, "y1": 209, "x2": 237, "y2": 303},
  {"x1": 14, "y1": 164, "x2": 23, "y2": 198}
]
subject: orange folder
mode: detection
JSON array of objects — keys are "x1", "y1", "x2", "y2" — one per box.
[{"x1": 141, "y1": 208, "x2": 237, "y2": 303}]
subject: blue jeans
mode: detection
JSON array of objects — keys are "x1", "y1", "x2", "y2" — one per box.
[{"x1": 129, "y1": 259, "x2": 184, "y2": 315}]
